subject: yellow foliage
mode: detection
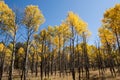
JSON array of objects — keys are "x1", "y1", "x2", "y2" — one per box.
[
  {"x1": 0, "y1": 2, "x2": 15, "y2": 35},
  {"x1": 0, "y1": 43, "x2": 12, "y2": 65},
  {"x1": 17, "y1": 47, "x2": 25, "y2": 61},
  {"x1": 53, "y1": 36, "x2": 59, "y2": 47},
  {"x1": 4, "y1": 48, "x2": 12, "y2": 65},
  {"x1": 48, "y1": 26, "x2": 54, "y2": 33},
  {"x1": 0, "y1": 43, "x2": 4, "y2": 52},
  {"x1": 23, "y1": 5, "x2": 45, "y2": 31},
  {"x1": 8, "y1": 43, "x2": 13, "y2": 50},
  {"x1": 66, "y1": 11, "x2": 91, "y2": 37},
  {"x1": 37, "y1": 45, "x2": 42, "y2": 53},
  {"x1": 5, "y1": 48, "x2": 12, "y2": 57},
  {"x1": 38, "y1": 56, "x2": 41, "y2": 62},
  {"x1": 103, "y1": 4, "x2": 120, "y2": 35},
  {"x1": 59, "y1": 22, "x2": 71, "y2": 38},
  {"x1": 47, "y1": 26, "x2": 55, "y2": 41},
  {"x1": 40, "y1": 29, "x2": 48, "y2": 37},
  {"x1": 75, "y1": 44, "x2": 82, "y2": 53},
  {"x1": 87, "y1": 45, "x2": 97, "y2": 59},
  {"x1": 18, "y1": 47, "x2": 25, "y2": 55},
  {"x1": 53, "y1": 35, "x2": 63, "y2": 48},
  {"x1": 98, "y1": 27, "x2": 116, "y2": 46}
]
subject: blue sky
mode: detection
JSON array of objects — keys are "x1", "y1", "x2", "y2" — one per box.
[{"x1": 4, "y1": 0, "x2": 120, "y2": 44}]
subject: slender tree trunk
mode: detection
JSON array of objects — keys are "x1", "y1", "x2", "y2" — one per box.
[
  {"x1": 0, "y1": 56, "x2": 5, "y2": 80},
  {"x1": 58, "y1": 35, "x2": 62, "y2": 77},
  {"x1": 23, "y1": 30, "x2": 30, "y2": 80},
  {"x1": 8, "y1": 32, "x2": 16, "y2": 80},
  {"x1": 31, "y1": 52, "x2": 35, "y2": 74},
  {"x1": 47, "y1": 56, "x2": 50, "y2": 78},
  {"x1": 71, "y1": 26, "x2": 75, "y2": 80},
  {"x1": 50, "y1": 55, "x2": 53, "y2": 76},
  {"x1": 104, "y1": 33, "x2": 116, "y2": 77},
  {"x1": 44, "y1": 40, "x2": 47, "y2": 78},
  {"x1": 82, "y1": 32, "x2": 89, "y2": 79},
  {"x1": 0, "y1": 41, "x2": 7, "y2": 80},
  {"x1": 54, "y1": 62, "x2": 56, "y2": 76},
  {"x1": 35, "y1": 61, "x2": 38, "y2": 77},
  {"x1": 115, "y1": 28, "x2": 120, "y2": 54},
  {"x1": 21, "y1": 61, "x2": 24, "y2": 80},
  {"x1": 35, "y1": 53, "x2": 38, "y2": 77},
  {"x1": 40, "y1": 61, "x2": 43, "y2": 80},
  {"x1": 76, "y1": 36, "x2": 81, "y2": 80},
  {"x1": 115, "y1": 31, "x2": 120, "y2": 73},
  {"x1": 23, "y1": 41, "x2": 29, "y2": 80},
  {"x1": 40, "y1": 35, "x2": 45, "y2": 80}
]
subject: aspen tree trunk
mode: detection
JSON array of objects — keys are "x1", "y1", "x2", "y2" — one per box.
[
  {"x1": 40, "y1": 34, "x2": 45, "y2": 80},
  {"x1": 31, "y1": 52, "x2": 35, "y2": 74},
  {"x1": 103, "y1": 33, "x2": 116, "y2": 77},
  {"x1": 62, "y1": 38, "x2": 66, "y2": 76},
  {"x1": 44, "y1": 40, "x2": 47, "y2": 77},
  {"x1": 82, "y1": 32, "x2": 89, "y2": 79},
  {"x1": 115, "y1": 31, "x2": 120, "y2": 73},
  {"x1": 0, "y1": 35, "x2": 8, "y2": 80},
  {"x1": 0, "y1": 60, "x2": 4, "y2": 80},
  {"x1": 0, "y1": 46, "x2": 6, "y2": 80},
  {"x1": 115, "y1": 28, "x2": 120, "y2": 54},
  {"x1": 35, "y1": 47, "x2": 38, "y2": 77},
  {"x1": 107, "y1": 44, "x2": 116, "y2": 77},
  {"x1": 40, "y1": 61, "x2": 43, "y2": 80},
  {"x1": 47, "y1": 41, "x2": 51, "y2": 77},
  {"x1": 71, "y1": 26, "x2": 75, "y2": 80},
  {"x1": 76, "y1": 36, "x2": 81, "y2": 80},
  {"x1": 58, "y1": 35, "x2": 62, "y2": 77},
  {"x1": 47, "y1": 55, "x2": 50, "y2": 78},
  {"x1": 8, "y1": 31, "x2": 16, "y2": 80},
  {"x1": 23, "y1": 30, "x2": 30, "y2": 80},
  {"x1": 35, "y1": 56, "x2": 38, "y2": 77}
]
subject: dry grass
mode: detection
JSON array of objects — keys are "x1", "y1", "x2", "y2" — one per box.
[{"x1": 2, "y1": 69, "x2": 120, "y2": 80}]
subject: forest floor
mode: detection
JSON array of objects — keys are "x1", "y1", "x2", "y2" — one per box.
[{"x1": 2, "y1": 69, "x2": 120, "y2": 80}]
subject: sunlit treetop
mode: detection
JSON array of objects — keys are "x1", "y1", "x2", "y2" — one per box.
[
  {"x1": 23, "y1": 5, "x2": 45, "y2": 32},
  {"x1": 47, "y1": 26, "x2": 55, "y2": 36},
  {"x1": 34, "y1": 29, "x2": 48, "y2": 46},
  {"x1": 0, "y1": 2, "x2": 15, "y2": 35},
  {"x1": 102, "y1": 4, "x2": 120, "y2": 34},
  {"x1": 59, "y1": 22, "x2": 71, "y2": 38},
  {"x1": 47, "y1": 26, "x2": 55, "y2": 41},
  {"x1": 66, "y1": 11, "x2": 81, "y2": 27},
  {"x1": 98, "y1": 26, "x2": 116, "y2": 46},
  {"x1": 40, "y1": 29, "x2": 48, "y2": 39},
  {"x1": 66, "y1": 11, "x2": 91, "y2": 37},
  {"x1": 53, "y1": 35, "x2": 63, "y2": 48}
]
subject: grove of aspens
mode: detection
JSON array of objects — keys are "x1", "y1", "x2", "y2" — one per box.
[{"x1": 0, "y1": 1, "x2": 120, "y2": 80}]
